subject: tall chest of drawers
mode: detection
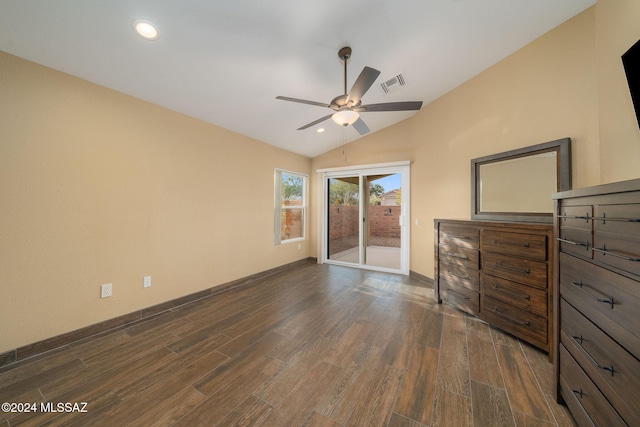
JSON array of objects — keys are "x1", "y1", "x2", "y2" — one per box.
[
  {"x1": 434, "y1": 219, "x2": 554, "y2": 355},
  {"x1": 553, "y1": 179, "x2": 640, "y2": 427}
]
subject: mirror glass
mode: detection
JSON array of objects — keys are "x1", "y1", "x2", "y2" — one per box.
[
  {"x1": 471, "y1": 138, "x2": 571, "y2": 223},
  {"x1": 479, "y1": 151, "x2": 557, "y2": 213}
]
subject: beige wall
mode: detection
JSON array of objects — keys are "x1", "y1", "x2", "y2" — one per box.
[
  {"x1": 596, "y1": 0, "x2": 640, "y2": 182},
  {"x1": 0, "y1": 52, "x2": 311, "y2": 352},
  {"x1": 313, "y1": 1, "x2": 640, "y2": 278},
  {"x1": 3, "y1": 0, "x2": 640, "y2": 354}
]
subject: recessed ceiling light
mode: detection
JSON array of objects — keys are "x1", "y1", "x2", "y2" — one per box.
[
  {"x1": 317, "y1": 128, "x2": 325, "y2": 133},
  {"x1": 132, "y1": 19, "x2": 159, "y2": 40}
]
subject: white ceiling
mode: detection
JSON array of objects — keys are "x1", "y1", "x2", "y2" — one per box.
[{"x1": 0, "y1": 0, "x2": 595, "y2": 158}]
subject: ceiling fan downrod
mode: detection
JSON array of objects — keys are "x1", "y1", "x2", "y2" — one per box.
[{"x1": 338, "y1": 46, "x2": 352, "y2": 96}]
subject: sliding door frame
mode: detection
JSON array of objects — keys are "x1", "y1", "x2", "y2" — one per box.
[{"x1": 317, "y1": 161, "x2": 410, "y2": 275}]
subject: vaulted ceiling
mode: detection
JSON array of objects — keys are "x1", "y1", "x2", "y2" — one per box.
[{"x1": 0, "y1": 0, "x2": 595, "y2": 157}]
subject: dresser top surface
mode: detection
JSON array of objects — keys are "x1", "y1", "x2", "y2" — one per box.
[
  {"x1": 435, "y1": 218, "x2": 552, "y2": 231},
  {"x1": 553, "y1": 178, "x2": 640, "y2": 200}
]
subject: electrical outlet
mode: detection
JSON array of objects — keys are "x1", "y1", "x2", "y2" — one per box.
[
  {"x1": 100, "y1": 283, "x2": 112, "y2": 298},
  {"x1": 143, "y1": 276, "x2": 151, "y2": 288}
]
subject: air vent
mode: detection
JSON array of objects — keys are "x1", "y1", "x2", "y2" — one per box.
[{"x1": 379, "y1": 73, "x2": 406, "y2": 95}]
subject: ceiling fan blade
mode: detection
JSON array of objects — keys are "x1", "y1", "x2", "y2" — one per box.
[
  {"x1": 297, "y1": 114, "x2": 333, "y2": 130},
  {"x1": 352, "y1": 117, "x2": 370, "y2": 135},
  {"x1": 276, "y1": 96, "x2": 330, "y2": 109},
  {"x1": 346, "y1": 66, "x2": 381, "y2": 105},
  {"x1": 355, "y1": 101, "x2": 423, "y2": 112}
]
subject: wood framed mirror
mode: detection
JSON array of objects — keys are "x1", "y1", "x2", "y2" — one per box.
[{"x1": 471, "y1": 138, "x2": 571, "y2": 223}]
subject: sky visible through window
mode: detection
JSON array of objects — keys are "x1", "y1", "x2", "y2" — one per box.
[{"x1": 374, "y1": 173, "x2": 401, "y2": 192}]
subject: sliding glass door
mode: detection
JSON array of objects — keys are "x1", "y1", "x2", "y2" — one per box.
[{"x1": 321, "y1": 163, "x2": 409, "y2": 274}]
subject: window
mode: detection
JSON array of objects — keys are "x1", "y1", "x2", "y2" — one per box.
[{"x1": 274, "y1": 169, "x2": 307, "y2": 244}]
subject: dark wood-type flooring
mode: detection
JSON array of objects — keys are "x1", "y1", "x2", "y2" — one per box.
[{"x1": 0, "y1": 263, "x2": 576, "y2": 426}]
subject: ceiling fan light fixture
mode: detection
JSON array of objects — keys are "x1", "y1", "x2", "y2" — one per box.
[
  {"x1": 133, "y1": 19, "x2": 159, "y2": 40},
  {"x1": 331, "y1": 110, "x2": 359, "y2": 126}
]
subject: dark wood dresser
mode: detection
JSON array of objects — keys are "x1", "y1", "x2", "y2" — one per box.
[
  {"x1": 553, "y1": 179, "x2": 640, "y2": 427},
  {"x1": 434, "y1": 219, "x2": 554, "y2": 355}
]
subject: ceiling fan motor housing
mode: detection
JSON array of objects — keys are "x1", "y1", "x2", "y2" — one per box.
[{"x1": 330, "y1": 94, "x2": 360, "y2": 111}]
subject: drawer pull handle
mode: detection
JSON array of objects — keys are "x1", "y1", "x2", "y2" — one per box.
[
  {"x1": 448, "y1": 234, "x2": 472, "y2": 241},
  {"x1": 557, "y1": 237, "x2": 590, "y2": 248},
  {"x1": 492, "y1": 239, "x2": 530, "y2": 248},
  {"x1": 446, "y1": 288, "x2": 470, "y2": 300},
  {"x1": 446, "y1": 252, "x2": 469, "y2": 260},
  {"x1": 493, "y1": 262, "x2": 530, "y2": 274},
  {"x1": 492, "y1": 284, "x2": 531, "y2": 300},
  {"x1": 491, "y1": 308, "x2": 530, "y2": 326},
  {"x1": 572, "y1": 335, "x2": 615, "y2": 377},
  {"x1": 592, "y1": 212, "x2": 640, "y2": 224},
  {"x1": 570, "y1": 389, "x2": 597, "y2": 427},
  {"x1": 447, "y1": 270, "x2": 471, "y2": 281},
  {"x1": 571, "y1": 281, "x2": 614, "y2": 309},
  {"x1": 592, "y1": 245, "x2": 640, "y2": 263},
  {"x1": 559, "y1": 212, "x2": 591, "y2": 222}
]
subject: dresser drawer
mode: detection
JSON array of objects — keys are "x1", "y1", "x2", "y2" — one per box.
[
  {"x1": 483, "y1": 252, "x2": 547, "y2": 289},
  {"x1": 561, "y1": 299, "x2": 640, "y2": 426},
  {"x1": 558, "y1": 227, "x2": 592, "y2": 260},
  {"x1": 559, "y1": 252, "x2": 640, "y2": 357},
  {"x1": 439, "y1": 224, "x2": 479, "y2": 250},
  {"x1": 559, "y1": 345, "x2": 627, "y2": 427},
  {"x1": 439, "y1": 243, "x2": 479, "y2": 270},
  {"x1": 441, "y1": 282, "x2": 479, "y2": 315},
  {"x1": 440, "y1": 262, "x2": 480, "y2": 292},
  {"x1": 593, "y1": 204, "x2": 640, "y2": 278},
  {"x1": 482, "y1": 230, "x2": 547, "y2": 261},
  {"x1": 558, "y1": 205, "x2": 593, "y2": 231},
  {"x1": 481, "y1": 296, "x2": 547, "y2": 346},
  {"x1": 482, "y1": 274, "x2": 547, "y2": 317}
]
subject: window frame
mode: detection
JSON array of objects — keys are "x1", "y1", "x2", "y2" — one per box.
[{"x1": 274, "y1": 168, "x2": 307, "y2": 245}]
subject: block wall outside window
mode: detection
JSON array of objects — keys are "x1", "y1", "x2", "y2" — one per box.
[{"x1": 274, "y1": 169, "x2": 307, "y2": 245}]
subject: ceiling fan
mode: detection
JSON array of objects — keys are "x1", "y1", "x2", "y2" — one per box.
[{"x1": 276, "y1": 47, "x2": 423, "y2": 135}]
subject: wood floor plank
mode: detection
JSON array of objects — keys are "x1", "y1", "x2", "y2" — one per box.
[
  {"x1": 256, "y1": 337, "x2": 333, "y2": 406},
  {"x1": 81, "y1": 329, "x2": 179, "y2": 368},
  {"x1": 129, "y1": 386, "x2": 207, "y2": 427},
  {"x1": 192, "y1": 331, "x2": 286, "y2": 397},
  {"x1": 323, "y1": 319, "x2": 375, "y2": 368},
  {"x1": 97, "y1": 350, "x2": 227, "y2": 426},
  {"x1": 543, "y1": 394, "x2": 577, "y2": 427},
  {"x1": 521, "y1": 341, "x2": 555, "y2": 396},
  {"x1": 380, "y1": 320, "x2": 418, "y2": 370},
  {"x1": 490, "y1": 325, "x2": 520, "y2": 348},
  {"x1": 165, "y1": 312, "x2": 244, "y2": 354},
  {"x1": 388, "y1": 412, "x2": 429, "y2": 427},
  {"x1": 260, "y1": 361, "x2": 343, "y2": 427},
  {"x1": 344, "y1": 363, "x2": 404, "y2": 427},
  {"x1": 431, "y1": 387, "x2": 473, "y2": 427},
  {"x1": 302, "y1": 411, "x2": 344, "y2": 427},
  {"x1": 39, "y1": 333, "x2": 179, "y2": 399},
  {"x1": 465, "y1": 316, "x2": 493, "y2": 342},
  {"x1": 495, "y1": 344, "x2": 554, "y2": 423},
  {"x1": 436, "y1": 314, "x2": 470, "y2": 396},
  {"x1": 512, "y1": 411, "x2": 555, "y2": 427},
  {"x1": 315, "y1": 343, "x2": 384, "y2": 424},
  {"x1": 415, "y1": 308, "x2": 443, "y2": 349},
  {"x1": 471, "y1": 380, "x2": 515, "y2": 427},
  {"x1": 394, "y1": 344, "x2": 438, "y2": 425},
  {"x1": 216, "y1": 394, "x2": 274, "y2": 426},
  {"x1": 173, "y1": 355, "x2": 277, "y2": 426},
  {"x1": 467, "y1": 330, "x2": 504, "y2": 388},
  {"x1": 0, "y1": 358, "x2": 85, "y2": 402}
]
